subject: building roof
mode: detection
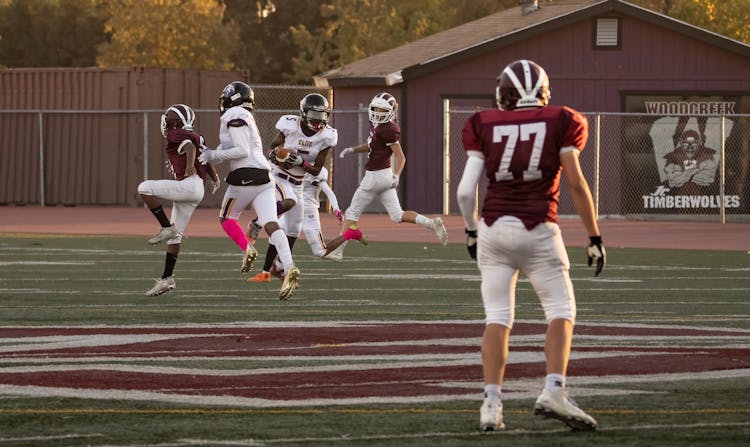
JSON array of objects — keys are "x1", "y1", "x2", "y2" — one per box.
[{"x1": 317, "y1": 0, "x2": 750, "y2": 87}]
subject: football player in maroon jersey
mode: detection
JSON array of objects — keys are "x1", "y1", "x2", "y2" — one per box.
[
  {"x1": 138, "y1": 104, "x2": 219, "y2": 296},
  {"x1": 457, "y1": 60, "x2": 605, "y2": 431},
  {"x1": 323, "y1": 93, "x2": 448, "y2": 259}
]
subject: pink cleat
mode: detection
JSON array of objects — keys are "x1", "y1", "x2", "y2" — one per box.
[{"x1": 342, "y1": 224, "x2": 367, "y2": 245}]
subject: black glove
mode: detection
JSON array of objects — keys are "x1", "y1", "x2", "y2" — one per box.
[
  {"x1": 586, "y1": 235, "x2": 606, "y2": 276},
  {"x1": 466, "y1": 229, "x2": 477, "y2": 260}
]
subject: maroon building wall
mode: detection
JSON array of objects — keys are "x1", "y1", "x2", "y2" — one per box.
[{"x1": 330, "y1": 14, "x2": 750, "y2": 215}]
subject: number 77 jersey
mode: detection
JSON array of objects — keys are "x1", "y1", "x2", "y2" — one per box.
[{"x1": 461, "y1": 104, "x2": 588, "y2": 230}]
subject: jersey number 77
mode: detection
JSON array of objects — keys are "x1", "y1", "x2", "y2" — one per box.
[{"x1": 492, "y1": 122, "x2": 546, "y2": 182}]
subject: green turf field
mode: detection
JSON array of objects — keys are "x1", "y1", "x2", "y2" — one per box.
[{"x1": 0, "y1": 235, "x2": 748, "y2": 446}]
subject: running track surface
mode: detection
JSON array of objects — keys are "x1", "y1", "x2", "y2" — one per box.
[{"x1": 0, "y1": 206, "x2": 748, "y2": 251}]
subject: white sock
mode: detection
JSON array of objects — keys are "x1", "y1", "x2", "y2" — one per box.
[
  {"x1": 270, "y1": 230, "x2": 293, "y2": 271},
  {"x1": 415, "y1": 214, "x2": 431, "y2": 227},
  {"x1": 483, "y1": 384, "x2": 501, "y2": 404},
  {"x1": 545, "y1": 373, "x2": 565, "y2": 391}
]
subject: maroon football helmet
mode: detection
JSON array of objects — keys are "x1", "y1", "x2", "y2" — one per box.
[
  {"x1": 496, "y1": 60, "x2": 551, "y2": 110},
  {"x1": 160, "y1": 104, "x2": 195, "y2": 137}
]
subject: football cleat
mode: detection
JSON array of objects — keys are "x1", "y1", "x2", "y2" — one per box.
[
  {"x1": 323, "y1": 244, "x2": 344, "y2": 261},
  {"x1": 431, "y1": 217, "x2": 448, "y2": 246},
  {"x1": 479, "y1": 401, "x2": 505, "y2": 431},
  {"x1": 148, "y1": 225, "x2": 179, "y2": 245},
  {"x1": 248, "y1": 271, "x2": 271, "y2": 283},
  {"x1": 146, "y1": 276, "x2": 175, "y2": 296},
  {"x1": 246, "y1": 219, "x2": 262, "y2": 245},
  {"x1": 534, "y1": 389, "x2": 598, "y2": 431},
  {"x1": 241, "y1": 245, "x2": 258, "y2": 273},
  {"x1": 279, "y1": 266, "x2": 301, "y2": 300}
]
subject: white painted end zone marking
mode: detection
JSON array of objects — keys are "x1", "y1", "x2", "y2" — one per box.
[{"x1": 1, "y1": 369, "x2": 748, "y2": 408}]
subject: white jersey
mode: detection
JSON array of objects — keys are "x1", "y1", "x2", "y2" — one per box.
[
  {"x1": 274, "y1": 115, "x2": 338, "y2": 181},
  {"x1": 216, "y1": 106, "x2": 270, "y2": 172}
]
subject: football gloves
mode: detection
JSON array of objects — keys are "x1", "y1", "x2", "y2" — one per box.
[
  {"x1": 333, "y1": 209, "x2": 344, "y2": 224},
  {"x1": 390, "y1": 174, "x2": 399, "y2": 189},
  {"x1": 287, "y1": 153, "x2": 304, "y2": 166},
  {"x1": 198, "y1": 149, "x2": 215, "y2": 165},
  {"x1": 465, "y1": 228, "x2": 477, "y2": 260},
  {"x1": 339, "y1": 147, "x2": 354, "y2": 158},
  {"x1": 586, "y1": 235, "x2": 606, "y2": 276}
]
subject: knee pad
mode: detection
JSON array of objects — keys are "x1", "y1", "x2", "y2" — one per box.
[
  {"x1": 389, "y1": 209, "x2": 404, "y2": 223},
  {"x1": 484, "y1": 311, "x2": 513, "y2": 329},
  {"x1": 543, "y1": 301, "x2": 576, "y2": 324},
  {"x1": 137, "y1": 180, "x2": 154, "y2": 195}
]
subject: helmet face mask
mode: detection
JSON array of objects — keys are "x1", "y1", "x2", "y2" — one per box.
[
  {"x1": 300, "y1": 93, "x2": 330, "y2": 131},
  {"x1": 160, "y1": 104, "x2": 195, "y2": 137},
  {"x1": 496, "y1": 59, "x2": 550, "y2": 111},
  {"x1": 219, "y1": 81, "x2": 255, "y2": 115},
  {"x1": 368, "y1": 93, "x2": 397, "y2": 124}
]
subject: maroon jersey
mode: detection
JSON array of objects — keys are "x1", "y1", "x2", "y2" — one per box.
[
  {"x1": 365, "y1": 121, "x2": 400, "y2": 171},
  {"x1": 462, "y1": 105, "x2": 588, "y2": 229},
  {"x1": 165, "y1": 128, "x2": 208, "y2": 180}
]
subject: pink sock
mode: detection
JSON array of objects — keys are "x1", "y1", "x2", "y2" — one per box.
[
  {"x1": 342, "y1": 226, "x2": 363, "y2": 241},
  {"x1": 221, "y1": 219, "x2": 248, "y2": 251}
]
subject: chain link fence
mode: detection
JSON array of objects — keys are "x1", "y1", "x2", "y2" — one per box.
[
  {"x1": 443, "y1": 103, "x2": 750, "y2": 223},
  {"x1": 2, "y1": 88, "x2": 748, "y2": 224}
]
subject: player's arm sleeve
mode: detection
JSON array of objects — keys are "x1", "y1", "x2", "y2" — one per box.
[
  {"x1": 457, "y1": 154, "x2": 484, "y2": 231},
  {"x1": 211, "y1": 121, "x2": 252, "y2": 161},
  {"x1": 319, "y1": 181, "x2": 340, "y2": 211}
]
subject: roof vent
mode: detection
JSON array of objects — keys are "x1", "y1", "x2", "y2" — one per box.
[
  {"x1": 596, "y1": 18, "x2": 619, "y2": 46},
  {"x1": 518, "y1": 0, "x2": 540, "y2": 16}
]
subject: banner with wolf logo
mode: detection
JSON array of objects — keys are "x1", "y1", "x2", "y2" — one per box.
[{"x1": 622, "y1": 97, "x2": 750, "y2": 215}]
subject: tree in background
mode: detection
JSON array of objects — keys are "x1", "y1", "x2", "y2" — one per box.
[
  {"x1": 287, "y1": 0, "x2": 516, "y2": 83},
  {"x1": 0, "y1": 0, "x2": 747, "y2": 82},
  {"x1": 631, "y1": 0, "x2": 749, "y2": 43},
  {"x1": 222, "y1": 0, "x2": 329, "y2": 84},
  {"x1": 0, "y1": 0, "x2": 107, "y2": 67},
  {"x1": 97, "y1": 0, "x2": 237, "y2": 70}
]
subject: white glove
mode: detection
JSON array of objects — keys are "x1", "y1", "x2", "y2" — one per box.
[
  {"x1": 287, "y1": 153, "x2": 304, "y2": 166},
  {"x1": 210, "y1": 179, "x2": 220, "y2": 194},
  {"x1": 198, "y1": 149, "x2": 215, "y2": 165},
  {"x1": 339, "y1": 147, "x2": 354, "y2": 158},
  {"x1": 390, "y1": 174, "x2": 399, "y2": 188}
]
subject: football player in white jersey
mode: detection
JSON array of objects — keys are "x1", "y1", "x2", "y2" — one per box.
[
  {"x1": 198, "y1": 81, "x2": 300, "y2": 300},
  {"x1": 249, "y1": 93, "x2": 338, "y2": 282},
  {"x1": 289, "y1": 166, "x2": 343, "y2": 259}
]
